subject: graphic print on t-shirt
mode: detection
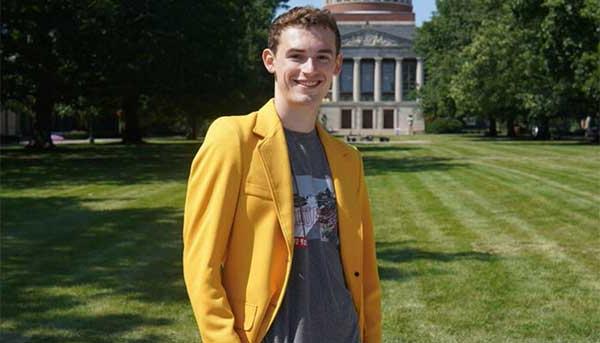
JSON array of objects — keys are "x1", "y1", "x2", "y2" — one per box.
[
  {"x1": 263, "y1": 128, "x2": 360, "y2": 343},
  {"x1": 293, "y1": 175, "x2": 338, "y2": 248}
]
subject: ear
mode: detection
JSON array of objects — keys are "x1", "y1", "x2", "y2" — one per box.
[
  {"x1": 333, "y1": 52, "x2": 343, "y2": 75},
  {"x1": 262, "y1": 48, "x2": 276, "y2": 74}
]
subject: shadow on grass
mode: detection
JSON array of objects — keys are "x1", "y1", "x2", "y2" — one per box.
[
  {"x1": 354, "y1": 145, "x2": 421, "y2": 153},
  {"x1": 1, "y1": 195, "x2": 188, "y2": 341},
  {"x1": 376, "y1": 241, "x2": 499, "y2": 281},
  {"x1": 352, "y1": 143, "x2": 465, "y2": 176},
  {"x1": 464, "y1": 135, "x2": 595, "y2": 146},
  {"x1": 377, "y1": 241, "x2": 498, "y2": 263},
  {"x1": 377, "y1": 266, "x2": 423, "y2": 281},
  {"x1": 24, "y1": 314, "x2": 170, "y2": 343},
  {"x1": 1, "y1": 143, "x2": 200, "y2": 190},
  {"x1": 364, "y1": 156, "x2": 465, "y2": 176}
]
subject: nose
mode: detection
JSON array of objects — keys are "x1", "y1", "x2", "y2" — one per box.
[{"x1": 301, "y1": 57, "x2": 316, "y2": 74}]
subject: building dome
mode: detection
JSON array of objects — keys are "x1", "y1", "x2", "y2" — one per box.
[
  {"x1": 325, "y1": 0, "x2": 414, "y2": 22},
  {"x1": 318, "y1": 0, "x2": 424, "y2": 136},
  {"x1": 325, "y1": 0, "x2": 412, "y2": 3}
]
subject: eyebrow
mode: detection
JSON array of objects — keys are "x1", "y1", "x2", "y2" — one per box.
[{"x1": 287, "y1": 48, "x2": 334, "y2": 55}]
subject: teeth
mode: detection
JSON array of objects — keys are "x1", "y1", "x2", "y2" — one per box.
[{"x1": 297, "y1": 80, "x2": 319, "y2": 86}]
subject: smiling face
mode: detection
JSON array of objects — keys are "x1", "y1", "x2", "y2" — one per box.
[{"x1": 263, "y1": 25, "x2": 342, "y2": 111}]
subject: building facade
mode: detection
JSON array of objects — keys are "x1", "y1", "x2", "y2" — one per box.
[{"x1": 320, "y1": 0, "x2": 424, "y2": 135}]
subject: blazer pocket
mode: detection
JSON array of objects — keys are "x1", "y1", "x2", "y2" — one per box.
[
  {"x1": 243, "y1": 182, "x2": 272, "y2": 200},
  {"x1": 233, "y1": 301, "x2": 258, "y2": 331}
]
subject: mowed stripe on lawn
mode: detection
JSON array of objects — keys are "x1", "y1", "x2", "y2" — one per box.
[
  {"x1": 1, "y1": 143, "x2": 199, "y2": 342},
  {"x1": 363, "y1": 136, "x2": 599, "y2": 342},
  {"x1": 1, "y1": 136, "x2": 598, "y2": 342}
]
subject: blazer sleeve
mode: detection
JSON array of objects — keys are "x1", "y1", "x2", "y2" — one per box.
[
  {"x1": 358, "y1": 152, "x2": 382, "y2": 343},
  {"x1": 183, "y1": 117, "x2": 243, "y2": 343}
]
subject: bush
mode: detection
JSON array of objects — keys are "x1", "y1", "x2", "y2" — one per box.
[{"x1": 426, "y1": 118, "x2": 464, "y2": 134}]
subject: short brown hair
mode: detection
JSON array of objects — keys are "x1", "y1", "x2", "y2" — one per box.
[{"x1": 268, "y1": 6, "x2": 341, "y2": 55}]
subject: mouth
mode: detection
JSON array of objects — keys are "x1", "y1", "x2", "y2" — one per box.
[{"x1": 294, "y1": 79, "x2": 322, "y2": 88}]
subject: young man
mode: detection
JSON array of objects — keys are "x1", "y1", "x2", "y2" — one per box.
[{"x1": 183, "y1": 7, "x2": 381, "y2": 343}]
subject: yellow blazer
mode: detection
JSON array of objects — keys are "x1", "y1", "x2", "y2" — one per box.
[{"x1": 183, "y1": 99, "x2": 381, "y2": 343}]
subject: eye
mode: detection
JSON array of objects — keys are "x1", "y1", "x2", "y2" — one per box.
[
  {"x1": 289, "y1": 54, "x2": 302, "y2": 60},
  {"x1": 318, "y1": 55, "x2": 331, "y2": 63}
]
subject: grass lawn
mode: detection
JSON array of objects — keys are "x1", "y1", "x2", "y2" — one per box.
[{"x1": 1, "y1": 135, "x2": 599, "y2": 342}]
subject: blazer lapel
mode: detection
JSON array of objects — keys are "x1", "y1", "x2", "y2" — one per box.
[
  {"x1": 254, "y1": 100, "x2": 295, "y2": 256},
  {"x1": 317, "y1": 124, "x2": 363, "y2": 283},
  {"x1": 252, "y1": 100, "x2": 363, "y2": 271}
]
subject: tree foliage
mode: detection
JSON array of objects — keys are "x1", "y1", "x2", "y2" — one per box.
[
  {"x1": 2, "y1": 0, "x2": 285, "y2": 147},
  {"x1": 2, "y1": 1, "x2": 105, "y2": 147},
  {"x1": 415, "y1": 0, "x2": 600, "y2": 138},
  {"x1": 415, "y1": 0, "x2": 501, "y2": 121}
]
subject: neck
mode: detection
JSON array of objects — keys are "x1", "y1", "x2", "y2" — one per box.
[{"x1": 274, "y1": 96, "x2": 320, "y2": 133}]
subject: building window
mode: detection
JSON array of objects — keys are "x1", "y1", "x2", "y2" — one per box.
[
  {"x1": 341, "y1": 109, "x2": 352, "y2": 129},
  {"x1": 340, "y1": 60, "x2": 353, "y2": 101},
  {"x1": 382, "y1": 59, "x2": 395, "y2": 101},
  {"x1": 383, "y1": 109, "x2": 394, "y2": 129},
  {"x1": 402, "y1": 59, "x2": 417, "y2": 101},
  {"x1": 362, "y1": 109, "x2": 373, "y2": 129},
  {"x1": 360, "y1": 59, "x2": 374, "y2": 101}
]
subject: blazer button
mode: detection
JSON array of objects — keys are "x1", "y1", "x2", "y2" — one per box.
[{"x1": 354, "y1": 272, "x2": 360, "y2": 277}]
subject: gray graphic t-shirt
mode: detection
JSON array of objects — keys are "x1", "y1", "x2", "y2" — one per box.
[{"x1": 263, "y1": 128, "x2": 360, "y2": 343}]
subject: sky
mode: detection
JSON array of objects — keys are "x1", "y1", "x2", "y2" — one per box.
[{"x1": 275, "y1": 0, "x2": 437, "y2": 26}]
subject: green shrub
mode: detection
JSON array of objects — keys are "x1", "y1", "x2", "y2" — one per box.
[{"x1": 426, "y1": 118, "x2": 463, "y2": 134}]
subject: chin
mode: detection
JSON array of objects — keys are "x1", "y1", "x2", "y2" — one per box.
[
  {"x1": 289, "y1": 95, "x2": 322, "y2": 107},
  {"x1": 292, "y1": 90, "x2": 327, "y2": 105}
]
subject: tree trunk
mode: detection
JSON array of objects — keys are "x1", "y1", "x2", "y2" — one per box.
[
  {"x1": 537, "y1": 116, "x2": 551, "y2": 139},
  {"x1": 187, "y1": 114, "x2": 197, "y2": 140},
  {"x1": 585, "y1": 112, "x2": 599, "y2": 143},
  {"x1": 121, "y1": 93, "x2": 143, "y2": 144},
  {"x1": 506, "y1": 117, "x2": 516, "y2": 137},
  {"x1": 27, "y1": 91, "x2": 56, "y2": 149},
  {"x1": 88, "y1": 116, "x2": 95, "y2": 144},
  {"x1": 488, "y1": 115, "x2": 497, "y2": 137}
]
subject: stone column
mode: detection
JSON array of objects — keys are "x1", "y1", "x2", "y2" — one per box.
[
  {"x1": 416, "y1": 57, "x2": 424, "y2": 90},
  {"x1": 353, "y1": 57, "x2": 361, "y2": 102},
  {"x1": 395, "y1": 57, "x2": 403, "y2": 102},
  {"x1": 332, "y1": 75, "x2": 339, "y2": 102},
  {"x1": 374, "y1": 57, "x2": 382, "y2": 102}
]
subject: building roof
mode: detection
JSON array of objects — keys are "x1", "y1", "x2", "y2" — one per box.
[
  {"x1": 339, "y1": 24, "x2": 415, "y2": 41},
  {"x1": 325, "y1": 0, "x2": 415, "y2": 22}
]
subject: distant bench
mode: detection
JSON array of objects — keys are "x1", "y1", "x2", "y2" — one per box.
[{"x1": 345, "y1": 134, "x2": 390, "y2": 143}]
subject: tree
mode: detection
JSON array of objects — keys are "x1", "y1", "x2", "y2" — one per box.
[
  {"x1": 415, "y1": 0, "x2": 505, "y2": 134},
  {"x1": 450, "y1": 10, "x2": 528, "y2": 137},
  {"x1": 97, "y1": 0, "x2": 283, "y2": 143},
  {"x1": 2, "y1": 1, "x2": 109, "y2": 148},
  {"x1": 416, "y1": 0, "x2": 600, "y2": 138},
  {"x1": 511, "y1": 0, "x2": 599, "y2": 138},
  {"x1": 573, "y1": 0, "x2": 600, "y2": 141},
  {"x1": 2, "y1": 0, "x2": 285, "y2": 147}
]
